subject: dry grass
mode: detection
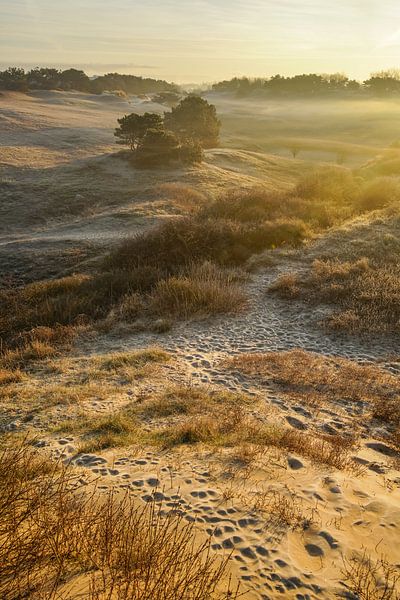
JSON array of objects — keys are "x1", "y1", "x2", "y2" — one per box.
[
  {"x1": 248, "y1": 488, "x2": 312, "y2": 532},
  {"x1": 1, "y1": 339, "x2": 59, "y2": 369},
  {"x1": 270, "y1": 203, "x2": 400, "y2": 335},
  {"x1": 0, "y1": 260, "x2": 247, "y2": 354},
  {"x1": 51, "y1": 381, "x2": 358, "y2": 471},
  {"x1": 311, "y1": 259, "x2": 400, "y2": 333},
  {"x1": 155, "y1": 183, "x2": 208, "y2": 213},
  {"x1": 0, "y1": 368, "x2": 24, "y2": 385},
  {"x1": 95, "y1": 347, "x2": 170, "y2": 372},
  {"x1": 341, "y1": 551, "x2": 400, "y2": 599},
  {"x1": 106, "y1": 212, "x2": 309, "y2": 274},
  {"x1": 135, "y1": 385, "x2": 360, "y2": 472},
  {"x1": 0, "y1": 272, "x2": 141, "y2": 354},
  {"x1": 5, "y1": 169, "x2": 393, "y2": 349},
  {"x1": 0, "y1": 381, "x2": 119, "y2": 425},
  {"x1": 153, "y1": 417, "x2": 359, "y2": 471},
  {"x1": 268, "y1": 272, "x2": 301, "y2": 298},
  {"x1": 134, "y1": 385, "x2": 255, "y2": 420},
  {"x1": 0, "y1": 440, "x2": 240, "y2": 600},
  {"x1": 274, "y1": 428, "x2": 360, "y2": 472},
  {"x1": 0, "y1": 321, "x2": 78, "y2": 369},
  {"x1": 149, "y1": 263, "x2": 248, "y2": 318},
  {"x1": 225, "y1": 349, "x2": 400, "y2": 412},
  {"x1": 75, "y1": 413, "x2": 140, "y2": 453},
  {"x1": 357, "y1": 177, "x2": 400, "y2": 212},
  {"x1": 0, "y1": 349, "x2": 171, "y2": 420},
  {"x1": 199, "y1": 170, "x2": 361, "y2": 230},
  {"x1": 57, "y1": 386, "x2": 256, "y2": 452}
]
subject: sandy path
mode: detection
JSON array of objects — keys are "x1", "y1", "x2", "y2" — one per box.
[{"x1": 88, "y1": 254, "x2": 399, "y2": 368}]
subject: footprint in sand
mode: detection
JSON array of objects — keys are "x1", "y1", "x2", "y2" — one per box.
[
  {"x1": 305, "y1": 543, "x2": 324, "y2": 557},
  {"x1": 286, "y1": 416, "x2": 308, "y2": 430},
  {"x1": 146, "y1": 477, "x2": 160, "y2": 487},
  {"x1": 288, "y1": 456, "x2": 304, "y2": 470}
]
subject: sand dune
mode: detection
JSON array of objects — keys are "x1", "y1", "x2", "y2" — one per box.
[{"x1": 1, "y1": 89, "x2": 400, "y2": 599}]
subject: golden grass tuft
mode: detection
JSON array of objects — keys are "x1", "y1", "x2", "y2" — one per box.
[
  {"x1": 0, "y1": 368, "x2": 24, "y2": 385},
  {"x1": 268, "y1": 272, "x2": 300, "y2": 298},
  {"x1": 134, "y1": 385, "x2": 254, "y2": 420},
  {"x1": 149, "y1": 262, "x2": 248, "y2": 318},
  {"x1": 96, "y1": 347, "x2": 170, "y2": 371},
  {"x1": 270, "y1": 256, "x2": 400, "y2": 333},
  {"x1": 76, "y1": 413, "x2": 140, "y2": 453}
]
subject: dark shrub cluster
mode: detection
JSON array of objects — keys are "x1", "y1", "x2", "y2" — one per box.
[
  {"x1": 0, "y1": 66, "x2": 178, "y2": 95},
  {"x1": 115, "y1": 96, "x2": 218, "y2": 167}
]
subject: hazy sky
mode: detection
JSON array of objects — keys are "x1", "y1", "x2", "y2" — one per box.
[{"x1": 1, "y1": 0, "x2": 400, "y2": 83}]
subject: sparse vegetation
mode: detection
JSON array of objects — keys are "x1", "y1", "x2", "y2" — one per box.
[
  {"x1": 225, "y1": 349, "x2": 400, "y2": 416},
  {"x1": 51, "y1": 381, "x2": 359, "y2": 471},
  {"x1": 4, "y1": 163, "x2": 399, "y2": 355},
  {"x1": 341, "y1": 551, "x2": 400, "y2": 600},
  {"x1": 271, "y1": 258, "x2": 400, "y2": 333},
  {"x1": 0, "y1": 348, "x2": 171, "y2": 422},
  {"x1": 151, "y1": 411, "x2": 359, "y2": 471},
  {"x1": 0, "y1": 440, "x2": 239, "y2": 599}
]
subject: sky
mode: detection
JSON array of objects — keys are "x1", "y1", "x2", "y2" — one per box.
[{"x1": 1, "y1": 0, "x2": 400, "y2": 83}]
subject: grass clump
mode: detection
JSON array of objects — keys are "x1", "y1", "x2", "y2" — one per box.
[
  {"x1": 77, "y1": 413, "x2": 139, "y2": 453},
  {"x1": 271, "y1": 258, "x2": 400, "y2": 333},
  {"x1": 152, "y1": 415, "x2": 359, "y2": 471},
  {"x1": 96, "y1": 347, "x2": 170, "y2": 371},
  {"x1": 357, "y1": 177, "x2": 400, "y2": 212},
  {"x1": 134, "y1": 385, "x2": 254, "y2": 420},
  {"x1": 225, "y1": 349, "x2": 400, "y2": 408},
  {"x1": 55, "y1": 412, "x2": 140, "y2": 453},
  {"x1": 0, "y1": 440, "x2": 240, "y2": 599},
  {"x1": 0, "y1": 368, "x2": 24, "y2": 385},
  {"x1": 149, "y1": 263, "x2": 248, "y2": 318},
  {"x1": 155, "y1": 183, "x2": 207, "y2": 213},
  {"x1": 200, "y1": 170, "x2": 360, "y2": 230},
  {"x1": 106, "y1": 217, "x2": 308, "y2": 272},
  {"x1": 0, "y1": 272, "x2": 144, "y2": 335}
]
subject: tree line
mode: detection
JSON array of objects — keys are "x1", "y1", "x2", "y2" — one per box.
[
  {"x1": 212, "y1": 71, "x2": 400, "y2": 97},
  {"x1": 0, "y1": 67, "x2": 179, "y2": 95},
  {"x1": 115, "y1": 95, "x2": 220, "y2": 167}
]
